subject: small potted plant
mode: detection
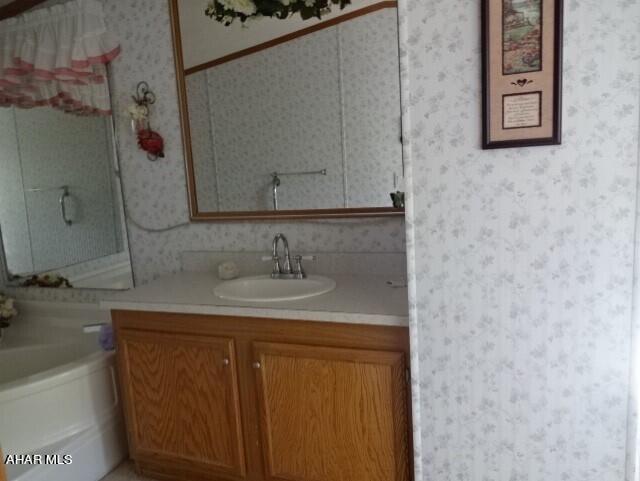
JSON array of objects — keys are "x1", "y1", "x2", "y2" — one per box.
[{"x1": 0, "y1": 292, "x2": 17, "y2": 342}]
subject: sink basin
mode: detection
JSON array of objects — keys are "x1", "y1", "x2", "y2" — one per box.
[{"x1": 214, "y1": 275, "x2": 336, "y2": 302}]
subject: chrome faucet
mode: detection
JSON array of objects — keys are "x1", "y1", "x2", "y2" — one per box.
[
  {"x1": 271, "y1": 233, "x2": 292, "y2": 278},
  {"x1": 271, "y1": 173, "x2": 280, "y2": 211},
  {"x1": 270, "y1": 234, "x2": 308, "y2": 280}
]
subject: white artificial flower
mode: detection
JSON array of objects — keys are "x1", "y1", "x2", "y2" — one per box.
[
  {"x1": 126, "y1": 104, "x2": 148, "y2": 121},
  {"x1": 219, "y1": 0, "x2": 257, "y2": 16},
  {"x1": 279, "y1": 0, "x2": 291, "y2": 5},
  {"x1": 0, "y1": 294, "x2": 17, "y2": 319}
]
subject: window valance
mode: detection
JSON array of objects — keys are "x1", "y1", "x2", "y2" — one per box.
[{"x1": 0, "y1": 0, "x2": 120, "y2": 115}]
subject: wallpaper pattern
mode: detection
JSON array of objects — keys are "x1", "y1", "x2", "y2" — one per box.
[
  {"x1": 208, "y1": 25, "x2": 345, "y2": 211},
  {"x1": 398, "y1": 0, "x2": 640, "y2": 480},
  {"x1": 341, "y1": 8, "x2": 404, "y2": 207},
  {"x1": 186, "y1": 71, "x2": 219, "y2": 212}
]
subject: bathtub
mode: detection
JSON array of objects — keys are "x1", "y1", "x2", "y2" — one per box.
[{"x1": 0, "y1": 321, "x2": 127, "y2": 481}]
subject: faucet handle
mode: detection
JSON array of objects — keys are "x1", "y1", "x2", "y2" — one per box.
[
  {"x1": 293, "y1": 255, "x2": 307, "y2": 279},
  {"x1": 270, "y1": 255, "x2": 281, "y2": 278}
]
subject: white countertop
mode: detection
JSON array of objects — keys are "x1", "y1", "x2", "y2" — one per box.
[{"x1": 100, "y1": 272, "x2": 409, "y2": 327}]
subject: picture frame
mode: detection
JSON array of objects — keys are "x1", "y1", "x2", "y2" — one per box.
[{"x1": 482, "y1": 0, "x2": 563, "y2": 149}]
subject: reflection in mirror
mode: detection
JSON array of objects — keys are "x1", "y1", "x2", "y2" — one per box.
[
  {"x1": 172, "y1": 1, "x2": 404, "y2": 219},
  {"x1": 0, "y1": 100, "x2": 134, "y2": 290}
]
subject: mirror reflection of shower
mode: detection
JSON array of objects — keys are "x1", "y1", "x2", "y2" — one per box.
[
  {"x1": 0, "y1": 106, "x2": 133, "y2": 290},
  {"x1": 270, "y1": 169, "x2": 327, "y2": 211}
]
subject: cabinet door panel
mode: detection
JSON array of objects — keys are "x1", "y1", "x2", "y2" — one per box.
[
  {"x1": 253, "y1": 342, "x2": 409, "y2": 481},
  {"x1": 119, "y1": 330, "x2": 246, "y2": 478}
]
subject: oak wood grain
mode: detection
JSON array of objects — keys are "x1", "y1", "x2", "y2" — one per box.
[
  {"x1": 113, "y1": 311, "x2": 413, "y2": 481},
  {"x1": 117, "y1": 329, "x2": 246, "y2": 479},
  {"x1": 112, "y1": 311, "x2": 409, "y2": 352},
  {"x1": 0, "y1": 448, "x2": 6, "y2": 481},
  {"x1": 253, "y1": 342, "x2": 410, "y2": 481}
]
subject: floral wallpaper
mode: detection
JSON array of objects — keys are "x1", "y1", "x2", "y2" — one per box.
[
  {"x1": 206, "y1": 25, "x2": 346, "y2": 211},
  {"x1": 398, "y1": 0, "x2": 640, "y2": 480},
  {"x1": 341, "y1": 8, "x2": 404, "y2": 207},
  {"x1": 185, "y1": 71, "x2": 219, "y2": 212}
]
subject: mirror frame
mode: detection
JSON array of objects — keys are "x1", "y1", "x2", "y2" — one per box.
[
  {"x1": 168, "y1": 0, "x2": 405, "y2": 221},
  {"x1": 0, "y1": 0, "x2": 48, "y2": 20}
]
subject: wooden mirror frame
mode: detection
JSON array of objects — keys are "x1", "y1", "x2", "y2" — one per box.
[
  {"x1": 0, "y1": 0, "x2": 49, "y2": 20},
  {"x1": 168, "y1": 0, "x2": 405, "y2": 221}
]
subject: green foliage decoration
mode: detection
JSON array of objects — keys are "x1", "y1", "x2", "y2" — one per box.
[{"x1": 206, "y1": 0, "x2": 352, "y2": 26}]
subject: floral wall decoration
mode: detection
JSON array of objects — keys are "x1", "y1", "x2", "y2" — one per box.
[
  {"x1": 0, "y1": 292, "x2": 17, "y2": 340},
  {"x1": 126, "y1": 81, "x2": 165, "y2": 161},
  {"x1": 205, "y1": 0, "x2": 351, "y2": 26}
]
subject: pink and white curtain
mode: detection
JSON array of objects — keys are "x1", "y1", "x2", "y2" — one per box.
[{"x1": 0, "y1": 0, "x2": 120, "y2": 116}]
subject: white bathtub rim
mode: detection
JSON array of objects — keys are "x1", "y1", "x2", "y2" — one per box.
[
  {"x1": 0, "y1": 350, "x2": 114, "y2": 404},
  {"x1": 11, "y1": 301, "x2": 108, "y2": 328}
]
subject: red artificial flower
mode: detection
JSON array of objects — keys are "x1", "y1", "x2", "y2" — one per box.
[{"x1": 137, "y1": 129, "x2": 165, "y2": 158}]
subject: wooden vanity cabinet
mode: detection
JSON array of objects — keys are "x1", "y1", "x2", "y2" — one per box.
[{"x1": 113, "y1": 311, "x2": 412, "y2": 481}]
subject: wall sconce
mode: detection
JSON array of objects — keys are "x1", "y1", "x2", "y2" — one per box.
[{"x1": 127, "y1": 81, "x2": 165, "y2": 161}]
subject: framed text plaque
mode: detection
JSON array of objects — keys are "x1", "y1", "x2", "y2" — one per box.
[{"x1": 482, "y1": 0, "x2": 563, "y2": 149}]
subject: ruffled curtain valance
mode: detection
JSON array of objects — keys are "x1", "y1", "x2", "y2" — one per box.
[{"x1": 0, "y1": 0, "x2": 120, "y2": 116}]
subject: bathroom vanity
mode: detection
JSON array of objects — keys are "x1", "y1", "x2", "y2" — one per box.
[{"x1": 104, "y1": 272, "x2": 412, "y2": 481}]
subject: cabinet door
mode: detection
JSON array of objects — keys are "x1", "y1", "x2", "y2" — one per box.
[
  {"x1": 118, "y1": 329, "x2": 246, "y2": 479},
  {"x1": 253, "y1": 342, "x2": 410, "y2": 481},
  {"x1": 0, "y1": 449, "x2": 6, "y2": 481}
]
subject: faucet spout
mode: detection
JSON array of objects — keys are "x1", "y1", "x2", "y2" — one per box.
[
  {"x1": 272, "y1": 233, "x2": 292, "y2": 276},
  {"x1": 271, "y1": 173, "x2": 280, "y2": 211}
]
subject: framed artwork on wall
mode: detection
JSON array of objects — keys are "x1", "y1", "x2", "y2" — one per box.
[{"x1": 482, "y1": 0, "x2": 563, "y2": 149}]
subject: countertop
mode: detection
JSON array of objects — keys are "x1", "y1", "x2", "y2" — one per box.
[{"x1": 100, "y1": 272, "x2": 409, "y2": 327}]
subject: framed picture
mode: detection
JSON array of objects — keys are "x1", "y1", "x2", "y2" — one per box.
[{"x1": 482, "y1": 0, "x2": 563, "y2": 149}]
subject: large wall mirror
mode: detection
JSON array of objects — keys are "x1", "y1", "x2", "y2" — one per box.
[
  {"x1": 170, "y1": 0, "x2": 405, "y2": 220},
  {"x1": 0, "y1": 93, "x2": 134, "y2": 290}
]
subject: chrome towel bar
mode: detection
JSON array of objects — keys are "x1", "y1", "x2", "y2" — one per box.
[{"x1": 25, "y1": 185, "x2": 73, "y2": 226}]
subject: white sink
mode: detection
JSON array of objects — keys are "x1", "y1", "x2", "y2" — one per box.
[{"x1": 214, "y1": 275, "x2": 336, "y2": 302}]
